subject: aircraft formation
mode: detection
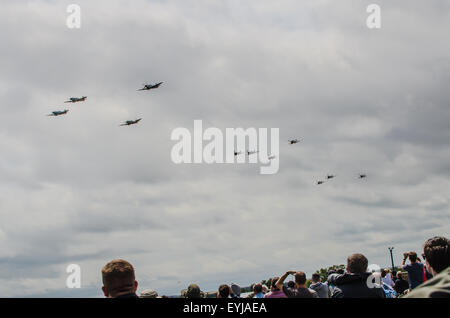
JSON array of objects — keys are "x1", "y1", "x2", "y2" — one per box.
[
  {"x1": 47, "y1": 82, "x2": 367, "y2": 184},
  {"x1": 47, "y1": 82, "x2": 163, "y2": 126},
  {"x1": 317, "y1": 174, "x2": 367, "y2": 185}
]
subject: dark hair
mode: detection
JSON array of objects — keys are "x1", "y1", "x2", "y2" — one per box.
[
  {"x1": 294, "y1": 272, "x2": 307, "y2": 285},
  {"x1": 186, "y1": 284, "x2": 201, "y2": 298},
  {"x1": 253, "y1": 283, "x2": 263, "y2": 294},
  {"x1": 347, "y1": 254, "x2": 368, "y2": 274},
  {"x1": 381, "y1": 269, "x2": 387, "y2": 278},
  {"x1": 408, "y1": 252, "x2": 418, "y2": 263},
  {"x1": 218, "y1": 284, "x2": 230, "y2": 298},
  {"x1": 311, "y1": 273, "x2": 321, "y2": 283},
  {"x1": 287, "y1": 281, "x2": 295, "y2": 288},
  {"x1": 424, "y1": 236, "x2": 450, "y2": 274},
  {"x1": 271, "y1": 277, "x2": 280, "y2": 290}
]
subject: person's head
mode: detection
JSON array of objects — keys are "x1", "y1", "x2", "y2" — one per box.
[
  {"x1": 423, "y1": 236, "x2": 450, "y2": 276},
  {"x1": 271, "y1": 277, "x2": 280, "y2": 291},
  {"x1": 253, "y1": 283, "x2": 263, "y2": 294},
  {"x1": 101, "y1": 259, "x2": 138, "y2": 298},
  {"x1": 140, "y1": 289, "x2": 158, "y2": 298},
  {"x1": 218, "y1": 284, "x2": 230, "y2": 298},
  {"x1": 396, "y1": 271, "x2": 403, "y2": 279},
  {"x1": 262, "y1": 285, "x2": 268, "y2": 294},
  {"x1": 408, "y1": 252, "x2": 418, "y2": 263},
  {"x1": 287, "y1": 281, "x2": 295, "y2": 288},
  {"x1": 381, "y1": 269, "x2": 387, "y2": 278},
  {"x1": 185, "y1": 284, "x2": 202, "y2": 298},
  {"x1": 231, "y1": 283, "x2": 241, "y2": 297},
  {"x1": 311, "y1": 273, "x2": 321, "y2": 283},
  {"x1": 346, "y1": 254, "x2": 368, "y2": 274},
  {"x1": 294, "y1": 271, "x2": 307, "y2": 288}
]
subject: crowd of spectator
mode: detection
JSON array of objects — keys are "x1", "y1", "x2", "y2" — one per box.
[{"x1": 100, "y1": 236, "x2": 450, "y2": 298}]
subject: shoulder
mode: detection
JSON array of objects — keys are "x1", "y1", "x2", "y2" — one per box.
[
  {"x1": 282, "y1": 285, "x2": 296, "y2": 297},
  {"x1": 309, "y1": 289, "x2": 319, "y2": 298}
]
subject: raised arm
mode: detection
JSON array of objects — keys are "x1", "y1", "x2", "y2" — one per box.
[{"x1": 275, "y1": 271, "x2": 296, "y2": 291}]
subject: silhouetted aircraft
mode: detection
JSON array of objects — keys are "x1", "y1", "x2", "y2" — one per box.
[
  {"x1": 120, "y1": 118, "x2": 142, "y2": 126},
  {"x1": 327, "y1": 175, "x2": 335, "y2": 179},
  {"x1": 65, "y1": 96, "x2": 87, "y2": 103},
  {"x1": 317, "y1": 181, "x2": 325, "y2": 185},
  {"x1": 289, "y1": 139, "x2": 301, "y2": 145},
  {"x1": 268, "y1": 155, "x2": 276, "y2": 160},
  {"x1": 247, "y1": 150, "x2": 259, "y2": 155},
  {"x1": 359, "y1": 174, "x2": 367, "y2": 179},
  {"x1": 138, "y1": 82, "x2": 163, "y2": 91},
  {"x1": 47, "y1": 110, "x2": 69, "y2": 116},
  {"x1": 234, "y1": 151, "x2": 242, "y2": 156}
]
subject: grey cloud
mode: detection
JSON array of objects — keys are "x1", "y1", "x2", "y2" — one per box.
[{"x1": 0, "y1": 0, "x2": 449, "y2": 297}]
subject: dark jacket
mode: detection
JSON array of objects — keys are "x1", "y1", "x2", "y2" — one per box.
[
  {"x1": 309, "y1": 282, "x2": 329, "y2": 298},
  {"x1": 327, "y1": 273, "x2": 385, "y2": 298},
  {"x1": 394, "y1": 277, "x2": 409, "y2": 295},
  {"x1": 114, "y1": 293, "x2": 139, "y2": 298}
]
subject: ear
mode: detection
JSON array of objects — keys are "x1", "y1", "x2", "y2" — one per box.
[
  {"x1": 133, "y1": 280, "x2": 138, "y2": 292},
  {"x1": 426, "y1": 261, "x2": 437, "y2": 276},
  {"x1": 102, "y1": 286, "x2": 109, "y2": 298}
]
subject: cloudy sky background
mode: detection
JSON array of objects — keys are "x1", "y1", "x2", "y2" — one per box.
[{"x1": 0, "y1": 0, "x2": 449, "y2": 297}]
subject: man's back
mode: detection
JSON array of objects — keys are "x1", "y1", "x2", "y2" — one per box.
[
  {"x1": 404, "y1": 262, "x2": 424, "y2": 289},
  {"x1": 394, "y1": 278, "x2": 409, "y2": 295},
  {"x1": 309, "y1": 282, "x2": 329, "y2": 298},
  {"x1": 328, "y1": 273, "x2": 385, "y2": 298},
  {"x1": 282, "y1": 285, "x2": 318, "y2": 298}
]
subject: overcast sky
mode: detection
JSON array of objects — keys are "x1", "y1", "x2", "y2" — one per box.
[{"x1": 0, "y1": 0, "x2": 449, "y2": 297}]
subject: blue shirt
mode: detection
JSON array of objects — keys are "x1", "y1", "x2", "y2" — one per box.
[
  {"x1": 382, "y1": 283, "x2": 397, "y2": 298},
  {"x1": 404, "y1": 262, "x2": 424, "y2": 289}
]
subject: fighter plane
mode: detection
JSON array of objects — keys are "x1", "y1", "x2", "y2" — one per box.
[
  {"x1": 359, "y1": 174, "x2": 367, "y2": 179},
  {"x1": 120, "y1": 118, "x2": 142, "y2": 126},
  {"x1": 47, "y1": 110, "x2": 69, "y2": 116},
  {"x1": 234, "y1": 151, "x2": 242, "y2": 156},
  {"x1": 327, "y1": 175, "x2": 335, "y2": 179},
  {"x1": 65, "y1": 96, "x2": 87, "y2": 103},
  {"x1": 268, "y1": 155, "x2": 276, "y2": 160},
  {"x1": 247, "y1": 150, "x2": 259, "y2": 156},
  {"x1": 137, "y1": 82, "x2": 163, "y2": 91},
  {"x1": 317, "y1": 181, "x2": 325, "y2": 185},
  {"x1": 289, "y1": 139, "x2": 301, "y2": 145}
]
